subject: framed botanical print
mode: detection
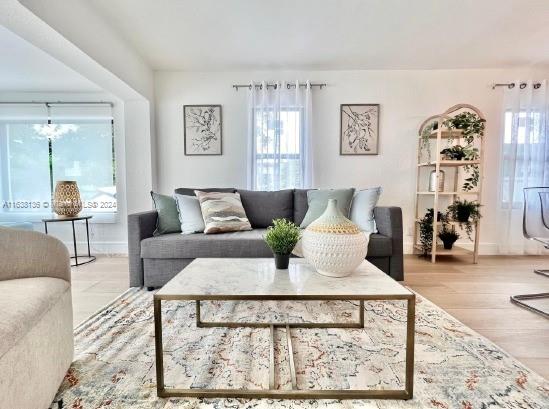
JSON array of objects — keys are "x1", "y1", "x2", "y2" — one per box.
[
  {"x1": 340, "y1": 104, "x2": 380, "y2": 155},
  {"x1": 183, "y1": 105, "x2": 222, "y2": 155}
]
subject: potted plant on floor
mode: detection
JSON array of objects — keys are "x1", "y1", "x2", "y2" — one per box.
[
  {"x1": 447, "y1": 199, "x2": 481, "y2": 240},
  {"x1": 264, "y1": 218, "x2": 301, "y2": 269},
  {"x1": 418, "y1": 208, "x2": 446, "y2": 256},
  {"x1": 438, "y1": 225, "x2": 460, "y2": 249}
]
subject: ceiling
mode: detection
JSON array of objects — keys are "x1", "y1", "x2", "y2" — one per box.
[
  {"x1": 0, "y1": 25, "x2": 100, "y2": 92},
  {"x1": 88, "y1": 0, "x2": 549, "y2": 71}
]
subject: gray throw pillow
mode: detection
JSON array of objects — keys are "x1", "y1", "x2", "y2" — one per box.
[
  {"x1": 350, "y1": 187, "x2": 382, "y2": 233},
  {"x1": 151, "y1": 192, "x2": 181, "y2": 236},
  {"x1": 300, "y1": 188, "x2": 355, "y2": 228},
  {"x1": 237, "y1": 189, "x2": 294, "y2": 228},
  {"x1": 173, "y1": 193, "x2": 205, "y2": 234}
]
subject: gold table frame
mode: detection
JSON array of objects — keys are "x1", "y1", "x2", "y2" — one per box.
[{"x1": 154, "y1": 293, "x2": 415, "y2": 400}]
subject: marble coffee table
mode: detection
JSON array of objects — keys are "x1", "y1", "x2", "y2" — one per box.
[{"x1": 154, "y1": 258, "x2": 415, "y2": 400}]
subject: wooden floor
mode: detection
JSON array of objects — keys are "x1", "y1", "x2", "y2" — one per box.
[{"x1": 71, "y1": 255, "x2": 549, "y2": 379}]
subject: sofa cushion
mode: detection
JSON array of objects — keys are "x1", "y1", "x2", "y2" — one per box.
[
  {"x1": 237, "y1": 189, "x2": 294, "y2": 228},
  {"x1": 301, "y1": 188, "x2": 355, "y2": 227},
  {"x1": 174, "y1": 187, "x2": 236, "y2": 196},
  {"x1": 0, "y1": 277, "x2": 70, "y2": 358},
  {"x1": 195, "y1": 190, "x2": 252, "y2": 234},
  {"x1": 151, "y1": 191, "x2": 181, "y2": 235},
  {"x1": 293, "y1": 189, "x2": 312, "y2": 225},
  {"x1": 141, "y1": 230, "x2": 392, "y2": 259},
  {"x1": 141, "y1": 229, "x2": 272, "y2": 259},
  {"x1": 367, "y1": 233, "x2": 392, "y2": 257}
]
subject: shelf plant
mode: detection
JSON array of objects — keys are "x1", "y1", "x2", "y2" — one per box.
[
  {"x1": 447, "y1": 199, "x2": 481, "y2": 240},
  {"x1": 264, "y1": 218, "x2": 301, "y2": 269},
  {"x1": 418, "y1": 208, "x2": 446, "y2": 255},
  {"x1": 438, "y1": 225, "x2": 460, "y2": 250}
]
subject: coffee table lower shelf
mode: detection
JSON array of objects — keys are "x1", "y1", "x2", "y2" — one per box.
[{"x1": 153, "y1": 295, "x2": 415, "y2": 400}]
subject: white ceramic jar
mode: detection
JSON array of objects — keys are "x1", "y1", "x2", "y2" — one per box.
[{"x1": 302, "y1": 199, "x2": 367, "y2": 277}]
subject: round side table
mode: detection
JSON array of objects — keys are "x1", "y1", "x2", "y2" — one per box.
[{"x1": 42, "y1": 215, "x2": 96, "y2": 267}]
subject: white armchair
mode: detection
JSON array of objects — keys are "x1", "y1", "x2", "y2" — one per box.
[{"x1": 0, "y1": 227, "x2": 74, "y2": 409}]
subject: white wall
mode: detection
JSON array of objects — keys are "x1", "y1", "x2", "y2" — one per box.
[{"x1": 154, "y1": 68, "x2": 548, "y2": 253}]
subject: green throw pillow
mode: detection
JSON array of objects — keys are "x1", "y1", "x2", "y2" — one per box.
[
  {"x1": 151, "y1": 191, "x2": 181, "y2": 235},
  {"x1": 300, "y1": 188, "x2": 355, "y2": 228}
]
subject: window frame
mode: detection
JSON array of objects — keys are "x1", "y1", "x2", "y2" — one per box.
[
  {"x1": 252, "y1": 106, "x2": 305, "y2": 191},
  {"x1": 0, "y1": 115, "x2": 117, "y2": 223}
]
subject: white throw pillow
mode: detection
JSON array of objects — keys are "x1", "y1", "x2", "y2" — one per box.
[
  {"x1": 350, "y1": 187, "x2": 382, "y2": 233},
  {"x1": 173, "y1": 193, "x2": 205, "y2": 234}
]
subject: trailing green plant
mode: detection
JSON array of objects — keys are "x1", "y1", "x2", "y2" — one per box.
[
  {"x1": 420, "y1": 121, "x2": 436, "y2": 163},
  {"x1": 440, "y1": 145, "x2": 479, "y2": 161},
  {"x1": 418, "y1": 208, "x2": 447, "y2": 255},
  {"x1": 443, "y1": 112, "x2": 485, "y2": 145},
  {"x1": 446, "y1": 199, "x2": 481, "y2": 240},
  {"x1": 264, "y1": 218, "x2": 301, "y2": 255}
]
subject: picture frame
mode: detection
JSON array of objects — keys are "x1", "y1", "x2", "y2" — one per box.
[
  {"x1": 183, "y1": 105, "x2": 222, "y2": 155},
  {"x1": 340, "y1": 104, "x2": 380, "y2": 155}
]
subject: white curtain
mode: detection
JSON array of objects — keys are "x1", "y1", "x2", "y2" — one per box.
[
  {"x1": 497, "y1": 80, "x2": 549, "y2": 253},
  {"x1": 247, "y1": 80, "x2": 313, "y2": 191}
]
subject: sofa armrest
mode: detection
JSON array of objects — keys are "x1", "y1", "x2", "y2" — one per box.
[
  {"x1": 0, "y1": 227, "x2": 71, "y2": 283},
  {"x1": 128, "y1": 210, "x2": 157, "y2": 287},
  {"x1": 373, "y1": 206, "x2": 404, "y2": 281}
]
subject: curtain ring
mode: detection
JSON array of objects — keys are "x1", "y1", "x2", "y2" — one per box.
[
  {"x1": 508, "y1": 83, "x2": 515, "y2": 89},
  {"x1": 249, "y1": 84, "x2": 252, "y2": 90},
  {"x1": 274, "y1": 83, "x2": 277, "y2": 90},
  {"x1": 259, "y1": 84, "x2": 263, "y2": 90},
  {"x1": 520, "y1": 82, "x2": 527, "y2": 89},
  {"x1": 534, "y1": 82, "x2": 541, "y2": 89},
  {"x1": 287, "y1": 83, "x2": 291, "y2": 90}
]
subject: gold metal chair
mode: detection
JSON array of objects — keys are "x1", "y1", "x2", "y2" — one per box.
[{"x1": 509, "y1": 187, "x2": 549, "y2": 318}]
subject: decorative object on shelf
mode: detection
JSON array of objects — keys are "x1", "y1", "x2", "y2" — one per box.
[
  {"x1": 439, "y1": 145, "x2": 478, "y2": 161},
  {"x1": 263, "y1": 218, "x2": 301, "y2": 269},
  {"x1": 183, "y1": 105, "x2": 222, "y2": 155},
  {"x1": 415, "y1": 104, "x2": 485, "y2": 263},
  {"x1": 428, "y1": 169, "x2": 445, "y2": 192},
  {"x1": 340, "y1": 104, "x2": 379, "y2": 155},
  {"x1": 302, "y1": 199, "x2": 367, "y2": 277},
  {"x1": 53, "y1": 180, "x2": 82, "y2": 218},
  {"x1": 418, "y1": 208, "x2": 447, "y2": 255},
  {"x1": 438, "y1": 225, "x2": 460, "y2": 250},
  {"x1": 447, "y1": 198, "x2": 482, "y2": 240},
  {"x1": 443, "y1": 112, "x2": 485, "y2": 145}
]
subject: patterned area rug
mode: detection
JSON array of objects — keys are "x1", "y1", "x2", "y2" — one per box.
[{"x1": 55, "y1": 288, "x2": 548, "y2": 408}]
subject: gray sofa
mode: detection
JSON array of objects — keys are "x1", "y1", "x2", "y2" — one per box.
[{"x1": 128, "y1": 188, "x2": 404, "y2": 288}]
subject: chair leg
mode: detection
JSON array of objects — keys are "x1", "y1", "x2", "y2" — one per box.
[
  {"x1": 534, "y1": 269, "x2": 549, "y2": 277},
  {"x1": 510, "y1": 293, "x2": 549, "y2": 319},
  {"x1": 510, "y1": 269, "x2": 549, "y2": 318}
]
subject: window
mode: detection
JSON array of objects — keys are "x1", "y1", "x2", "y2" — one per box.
[
  {"x1": 253, "y1": 108, "x2": 303, "y2": 190},
  {"x1": 0, "y1": 103, "x2": 116, "y2": 221},
  {"x1": 501, "y1": 110, "x2": 543, "y2": 207}
]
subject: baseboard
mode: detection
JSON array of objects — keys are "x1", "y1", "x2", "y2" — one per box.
[
  {"x1": 404, "y1": 241, "x2": 499, "y2": 255},
  {"x1": 62, "y1": 241, "x2": 128, "y2": 256}
]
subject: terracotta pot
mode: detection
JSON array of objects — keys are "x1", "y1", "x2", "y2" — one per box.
[{"x1": 53, "y1": 180, "x2": 82, "y2": 218}]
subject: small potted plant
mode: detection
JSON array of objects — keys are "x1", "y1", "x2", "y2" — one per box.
[
  {"x1": 418, "y1": 208, "x2": 447, "y2": 256},
  {"x1": 264, "y1": 218, "x2": 301, "y2": 269},
  {"x1": 447, "y1": 199, "x2": 481, "y2": 240},
  {"x1": 438, "y1": 225, "x2": 460, "y2": 249}
]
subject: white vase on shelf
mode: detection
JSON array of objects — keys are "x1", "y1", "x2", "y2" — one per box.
[{"x1": 302, "y1": 199, "x2": 367, "y2": 278}]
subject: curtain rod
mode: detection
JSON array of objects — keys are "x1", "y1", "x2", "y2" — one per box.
[
  {"x1": 0, "y1": 101, "x2": 113, "y2": 106},
  {"x1": 233, "y1": 83, "x2": 326, "y2": 91},
  {"x1": 492, "y1": 82, "x2": 542, "y2": 90}
]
